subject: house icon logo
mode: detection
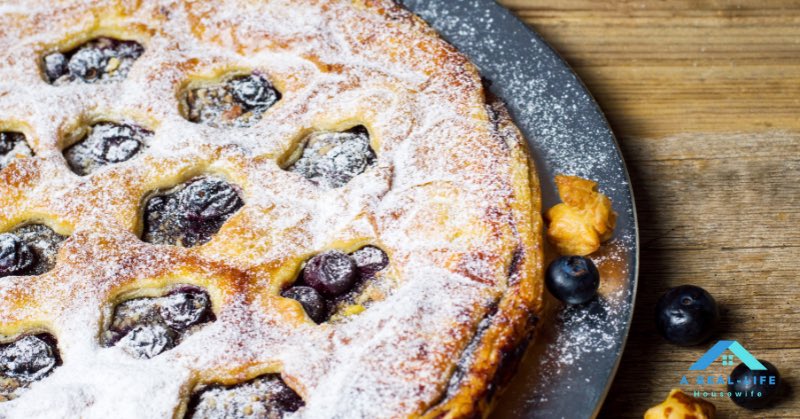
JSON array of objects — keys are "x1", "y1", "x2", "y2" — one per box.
[{"x1": 689, "y1": 340, "x2": 767, "y2": 371}]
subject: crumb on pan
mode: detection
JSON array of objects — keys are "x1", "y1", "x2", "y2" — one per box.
[{"x1": 545, "y1": 174, "x2": 616, "y2": 256}]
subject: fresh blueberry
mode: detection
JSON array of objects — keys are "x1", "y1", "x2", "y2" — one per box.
[
  {"x1": 545, "y1": 256, "x2": 600, "y2": 305},
  {"x1": 159, "y1": 290, "x2": 212, "y2": 330},
  {"x1": 0, "y1": 335, "x2": 58, "y2": 381},
  {"x1": 117, "y1": 323, "x2": 177, "y2": 359},
  {"x1": 228, "y1": 74, "x2": 279, "y2": 109},
  {"x1": 728, "y1": 359, "x2": 781, "y2": 409},
  {"x1": 655, "y1": 285, "x2": 719, "y2": 346},
  {"x1": 281, "y1": 286, "x2": 327, "y2": 323},
  {"x1": 350, "y1": 246, "x2": 389, "y2": 278},
  {"x1": 43, "y1": 52, "x2": 68, "y2": 82},
  {"x1": 302, "y1": 250, "x2": 357, "y2": 297},
  {"x1": 0, "y1": 233, "x2": 35, "y2": 277}
]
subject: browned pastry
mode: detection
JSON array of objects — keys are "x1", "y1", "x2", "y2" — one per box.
[{"x1": 0, "y1": 0, "x2": 543, "y2": 417}]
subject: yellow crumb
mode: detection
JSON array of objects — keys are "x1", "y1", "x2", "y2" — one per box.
[
  {"x1": 105, "y1": 57, "x2": 120, "y2": 73},
  {"x1": 342, "y1": 304, "x2": 366, "y2": 316},
  {"x1": 644, "y1": 389, "x2": 715, "y2": 419},
  {"x1": 545, "y1": 175, "x2": 617, "y2": 256}
]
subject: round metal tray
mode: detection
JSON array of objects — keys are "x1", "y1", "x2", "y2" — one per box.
[{"x1": 401, "y1": 1, "x2": 640, "y2": 417}]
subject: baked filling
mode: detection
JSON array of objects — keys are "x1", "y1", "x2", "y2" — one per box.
[
  {"x1": 183, "y1": 73, "x2": 280, "y2": 128},
  {"x1": 187, "y1": 374, "x2": 303, "y2": 419},
  {"x1": 0, "y1": 132, "x2": 33, "y2": 170},
  {"x1": 281, "y1": 246, "x2": 390, "y2": 324},
  {"x1": 43, "y1": 37, "x2": 144, "y2": 85},
  {"x1": 284, "y1": 127, "x2": 377, "y2": 189},
  {"x1": 103, "y1": 287, "x2": 214, "y2": 359},
  {"x1": 64, "y1": 122, "x2": 152, "y2": 176},
  {"x1": 0, "y1": 225, "x2": 66, "y2": 278},
  {"x1": 142, "y1": 177, "x2": 245, "y2": 248},
  {"x1": 0, "y1": 334, "x2": 60, "y2": 401}
]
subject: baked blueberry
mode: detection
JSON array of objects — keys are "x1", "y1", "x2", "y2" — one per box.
[
  {"x1": 184, "y1": 72, "x2": 280, "y2": 127},
  {"x1": 286, "y1": 127, "x2": 376, "y2": 189},
  {"x1": 143, "y1": 195, "x2": 199, "y2": 246},
  {"x1": 43, "y1": 37, "x2": 144, "y2": 85},
  {"x1": 116, "y1": 323, "x2": 177, "y2": 359},
  {"x1": 159, "y1": 290, "x2": 212, "y2": 330},
  {"x1": 287, "y1": 248, "x2": 390, "y2": 322},
  {"x1": 67, "y1": 46, "x2": 105, "y2": 82},
  {"x1": 655, "y1": 285, "x2": 719, "y2": 346},
  {"x1": 545, "y1": 256, "x2": 600, "y2": 305},
  {"x1": 350, "y1": 246, "x2": 389, "y2": 278},
  {"x1": 229, "y1": 74, "x2": 279, "y2": 109},
  {"x1": 142, "y1": 195, "x2": 179, "y2": 244},
  {"x1": 302, "y1": 250, "x2": 357, "y2": 297},
  {"x1": 43, "y1": 52, "x2": 67, "y2": 82},
  {"x1": 0, "y1": 132, "x2": 34, "y2": 169},
  {"x1": 271, "y1": 380, "x2": 305, "y2": 413},
  {"x1": 187, "y1": 374, "x2": 303, "y2": 419},
  {"x1": 0, "y1": 132, "x2": 23, "y2": 155},
  {"x1": 0, "y1": 335, "x2": 58, "y2": 382},
  {"x1": 728, "y1": 359, "x2": 781, "y2": 409},
  {"x1": 281, "y1": 286, "x2": 327, "y2": 323},
  {"x1": 64, "y1": 122, "x2": 151, "y2": 175},
  {"x1": 142, "y1": 177, "x2": 244, "y2": 247},
  {"x1": 0, "y1": 233, "x2": 35, "y2": 277},
  {"x1": 113, "y1": 39, "x2": 145, "y2": 61},
  {"x1": 0, "y1": 136, "x2": 12, "y2": 156},
  {"x1": 107, "y1": 298, "x2": 161, "y2": 343},
  {"x1": 105, "y1": 288, "x2": 214, "y2": 359},
  {"x1": 179, "y1": 178, "x2": 244, "y2": 223},
  {"x1": 3, "y1": 225, "x2": 66, "y2": 276}
]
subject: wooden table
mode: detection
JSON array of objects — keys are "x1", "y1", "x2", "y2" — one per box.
[{"x1": 495, "y1": 1, "x2": 800, "y2": 417}]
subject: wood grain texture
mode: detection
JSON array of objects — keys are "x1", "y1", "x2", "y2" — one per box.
[{"x1": 494, "y1": 1, "x2": 800, "y2": 417}]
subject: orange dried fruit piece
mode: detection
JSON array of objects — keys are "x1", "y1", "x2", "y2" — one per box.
[
  {"x1": 644, "y1": 389, "x2": 716, "y2": 419},
  {"x1": 545, "y1": 175, "x2": 617, "y2": 256}
]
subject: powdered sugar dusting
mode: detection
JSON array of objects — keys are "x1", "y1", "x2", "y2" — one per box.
[
  {"x1": 0, "y1": 0, "x2": 542, "y2": 418},
  {"x1": 405, "y1": 1, "x2": 637, "y2": 417}
]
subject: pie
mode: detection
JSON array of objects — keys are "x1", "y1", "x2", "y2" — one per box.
[{"x1": 0, "y1": 0, "x2": 544, "y2": 417}]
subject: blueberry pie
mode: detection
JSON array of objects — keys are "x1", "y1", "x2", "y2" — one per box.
[{"x1": 0, "y1": 1, "x2": 543, "y2": 418}]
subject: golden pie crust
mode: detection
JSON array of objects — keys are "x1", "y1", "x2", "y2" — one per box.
[{"x1": 0, "y1": 0, "x2": 543, "y2": 417}]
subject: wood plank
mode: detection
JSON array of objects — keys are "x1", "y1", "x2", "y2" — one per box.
[
  {"x1": 494, "y1": 1, "x2": 800, "y2": 417},
  {"x1": 601, "y1": 132, "x2": 800, "y2": 418},
  {"x1": 499, "y1": 1, "x2": 800, "y2": 138}
]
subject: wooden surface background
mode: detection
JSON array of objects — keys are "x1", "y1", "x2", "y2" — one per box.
[{"x1": 494, "y1": 1, "x2": 800, "y2": 418}]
